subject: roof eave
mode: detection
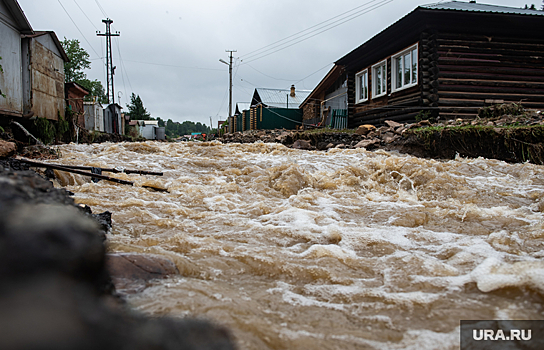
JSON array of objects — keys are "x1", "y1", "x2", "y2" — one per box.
[{"x1": 4, "y1": 0, "x2": 33, "y2": 34}]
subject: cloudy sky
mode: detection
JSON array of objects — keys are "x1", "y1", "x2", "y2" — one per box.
[{"x1": 17, "y1": 0, "x2": 538, "y2": 127}]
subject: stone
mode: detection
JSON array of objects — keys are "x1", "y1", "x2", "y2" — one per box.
[
  {"x1": 385, "y1": 120, "x2": 402, "y2": 128},
  {"x1": 335, "y1": 144, "x2": 346, "y2": 148},
  {"x1": 417, "y1": 120, "x2": 431, "y2": 126},
  {"x1": 356, "y1": 124, "x2": 376, "y2": 136},
  {"x1": 326, "y1": 143, "x2": 335, "y2": 149},
  {"x1": 292, "y1": 139, "x2": 312, "y2": 150},
  {"x1": 383, "y1": 133, "x2": 399, "y2": 144},
  {"x1": 106, "y1": 253, "x2": 179, "y2": 293},
  {"x1": 0, "y1": 203, "x2": 113, "y2": 295},
  {"x1": 355, "y1": 139, "x2": 379, "y2": 148},
  {"x1": 395, "y1": 126, "x2": 407, "y2": 135},
  {"x1": 0, "y1": 140, "x2": 16, "y2": 158}
]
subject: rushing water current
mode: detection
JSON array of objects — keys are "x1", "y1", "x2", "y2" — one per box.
[{"x1": 52, "y1": 141, "x2": 544, "y2": 349}]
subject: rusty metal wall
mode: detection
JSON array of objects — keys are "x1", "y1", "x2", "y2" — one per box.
[
  {"x1": 0, "y1": 15, "x2": 24, "y2": 116},
  {"x1": 28, "y1": 37, "x2": 65, "y2": 121}
]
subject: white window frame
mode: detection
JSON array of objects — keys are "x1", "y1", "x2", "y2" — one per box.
[
  {"x1": 355, "y1": 69, "x2": 369, "y2": 103},
  {"x1": 372, "y1": 60, "x2": 387, "y2": 99},
  {"x1": 392, "y1": 44, "x2": 418, "y2": 92}
]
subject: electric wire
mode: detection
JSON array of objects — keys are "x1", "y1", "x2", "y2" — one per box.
[
  {"x1": 94, "y1": 0, "x2": 108, "y2": 18},
  {"x1": 246, "y1": 64, "x2": 294, "y2": 82},
  {"x1": 294, "y1": 63, "x2": 334, "y2": 85},
  {"x1": 114, "y1": 38, "x2": 129, "y2": 105},
  {"x1": 215, "y1": 87, "x2": 229, "y2": 118},
  {"x1": 242, "y1": 0, "x2": 384, "y2": 59},
  {"x1": 121, "y1": 59, "x2": 224, "y2": 71},
  {"x1": 73, "y1": 0, "x2": 99, "y2": 31},
  {"x1": 57, "y1": 0, "x2": 101, "y2": 58},
  {"x1": 240, "y1": 0, "x2": 394, "y2": 64}
]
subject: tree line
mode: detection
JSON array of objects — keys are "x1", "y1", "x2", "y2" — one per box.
[
  {"x1": 125, "y1": 92, "x2": 210, "y2": 137},
  {"x1": 61, "y1": 38, "x2": 211, "y2": 138}
]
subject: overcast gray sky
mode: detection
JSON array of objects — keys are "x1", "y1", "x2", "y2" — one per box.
[{"x1": 17, "y1": 0, "x2": 538, "y2": 127}]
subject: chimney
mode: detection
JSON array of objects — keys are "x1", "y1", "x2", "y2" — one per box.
[{"x1": 290, "y1": 85, "x2": 296, "y2": 97}]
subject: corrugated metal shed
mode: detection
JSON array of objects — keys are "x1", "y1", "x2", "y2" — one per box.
[
  {"x1": 421, "y1": 1, "x2": 544, "y2": 16},
  {"x1": 251, "y1": 88, "x2": 312, "y2": 109}
]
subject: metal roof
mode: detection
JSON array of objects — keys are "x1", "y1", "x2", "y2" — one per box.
[
  {"x1": 253, "y1": 88, "x2": 312, "y2": 109},
  {"x1": 235, "y1": 102, "x2": 251, "y2": 113},
  {"x1": 3, "y1": 0, "x2": 33, "y2": 34},
  {"x1": 421, "y1": 1, "x2": 544, "y2": 16}
]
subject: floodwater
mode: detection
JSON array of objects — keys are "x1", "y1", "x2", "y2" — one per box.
[{"x1": 52, "y1": 141, "x2": 544, "y2": 349}]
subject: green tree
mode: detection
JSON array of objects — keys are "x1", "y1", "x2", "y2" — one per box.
[
  {"x1": 126, "y1": 93, "x2": 152, "y2": 120},
  {"x1": 61, "y1": 38, "x2": 90, "y2": 82},
  {"x1": 77, "y1": 78, "x2": 108, "y2": 104},
  {"x1": 61, "y1": 38, "x2": 107, "y2": 103}
]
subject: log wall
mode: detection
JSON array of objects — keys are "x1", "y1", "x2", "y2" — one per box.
[{"x1": 435, "y1": 32, "x2": 544, "y2": 119}]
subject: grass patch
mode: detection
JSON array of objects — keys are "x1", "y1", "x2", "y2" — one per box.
[{"x1": 301, "y1": 127, "x2": 357, "y2": 135}]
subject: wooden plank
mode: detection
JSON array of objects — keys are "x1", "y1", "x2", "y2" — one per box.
[
  {"x1": 439, "y1": 84, "x2": 544, "y2": 95},
  {"x1": 438, "y1": 64, "x2": 544, "y2": 76},
  {"x1": 436, "y1": 33, "x2": 544, "y2": 46},
  {"x1": 439, "y1": 78, "x2": 544, "y2": 89},
  {"x1": 438, "y1": 57, "x2": 544, "y2": 69},
  {"x1": 439, "y1": 71, "x2": 544, "y2": 82},
  {"x1": 439, "y1": 91, "x2": 544, "y2": 102}
]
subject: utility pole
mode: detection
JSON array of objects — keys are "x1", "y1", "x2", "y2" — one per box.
[
  {"x1": 219, "y1": 50, "x2": 236, "y2": 119},
  {"x1": 97, "y1": 19, "x2": 120, "y2": 105}
]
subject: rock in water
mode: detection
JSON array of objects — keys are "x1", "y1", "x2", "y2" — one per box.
[
  {"x1": 106, "y1": 253, "x2": 179, "y2": 293},
  {"x1": 292, "y1": 139, "x2": 312, "y2": 150}
]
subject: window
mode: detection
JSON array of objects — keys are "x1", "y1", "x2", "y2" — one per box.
[
  {"x1": 372, "y1": 60, "x2": 387, "y2": 98},
  {"x1": 393, "y1": 44, "x2": 418, "y2": 91},
  {"x1": 355, "y1": 69, "x2": 368, "y2": 103}
]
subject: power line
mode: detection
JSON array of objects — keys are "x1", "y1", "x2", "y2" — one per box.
[
  {"x1": 57, "y1": 0, "x2": 101, "y2": 58},
  {"x1": 94, "y1": 0, "x2": 108, "y2": 17},
  {"x1": 114, "y1": 38, "x2": 129, "y2": 105},
  {"x1": 294, "y1": 62, "x2": 334, "y2": 84},
  {"x1": 73, "y1": 0, "x2": 99, "y2": 31},
  {"x1": 113, "y1": 38, "x2": 133, "y2": 92},
  {"x1": 121, "y1": 59, "x2": 224, "y2": 71},
  {"x1": 246, "y1": 64, "x2": 295, "y2": 82},
  {"x1": 215, "y1": 87, "x2": 229, "y2": 118},
  {"x1": 241, "y1": 0, "x2": 394, "y2": 64},
  {"x1": 242, "y1": 0, "x2": 384, "y2": 60}
]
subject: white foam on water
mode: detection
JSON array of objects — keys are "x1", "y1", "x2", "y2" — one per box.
[{"x1": 53, "y1": 141, "x2": 544, "y2": 349}]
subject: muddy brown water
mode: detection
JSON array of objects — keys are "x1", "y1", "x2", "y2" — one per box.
[{"x1": 51, "y1": 141, "x2": 544, "y2": 349}]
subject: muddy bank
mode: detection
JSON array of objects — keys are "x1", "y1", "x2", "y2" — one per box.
[
  {"x1": 219, "y1": 107, "x2": 544, "y2": 164},
  {"x1": 0, "y1": 159, "x2": 235, "y2": 350},
  {"x1": 0, "y1": 118, "x2": 138, "y2": 159}
]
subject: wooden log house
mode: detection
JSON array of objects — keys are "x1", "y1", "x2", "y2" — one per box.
[{"x1": 301, "y1": 1, "x2": 544, "y2": 127}]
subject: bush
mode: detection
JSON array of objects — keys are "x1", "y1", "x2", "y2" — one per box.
[{"x1": 34, "y1": 117, "x2": 56, "y2": 144}]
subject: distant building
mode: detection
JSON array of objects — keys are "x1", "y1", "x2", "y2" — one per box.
[
  {"x1": 234, "y1": 85, "x2": 311, "y2": 131},
  {"x1": 104, "y1": 103, "x2": 123, "y2": 134},
  {"x1": 131, "y1": 120, "x2": 165, "y2": 140},
  {"x1": 65, "y1": 82, "x2": 89, "y2": 128},
  {"x1": 83, "y1": 100, "x2": 104, "y2": 132}
]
